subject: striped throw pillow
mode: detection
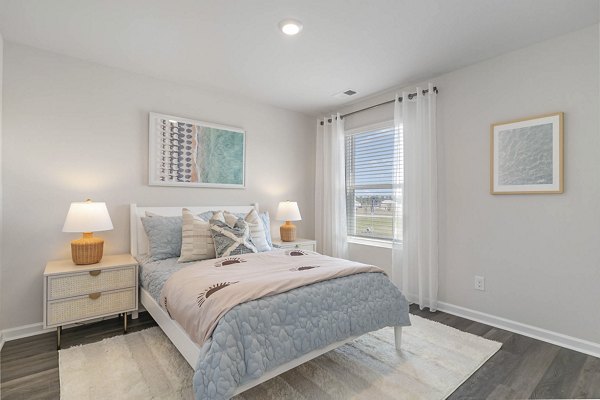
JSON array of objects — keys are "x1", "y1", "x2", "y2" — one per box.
[{"x1": 178, "y1": 208, "x2": 216, "y2": 263}]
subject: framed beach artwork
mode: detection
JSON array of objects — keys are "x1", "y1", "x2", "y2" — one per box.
[
  {"x1": 148, "y1": 112, "x2": 245, "y2": 188},
  {"x1": 490, "y1": 112, "x2": 563, "y2": 194}
]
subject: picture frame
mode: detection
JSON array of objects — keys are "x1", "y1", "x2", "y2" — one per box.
[
  {"x1": 148, "y1": 112, "x2": 246, "y2": 188},
  {"x1": 490, "y1": 112, "x2": 563, "y2": 194}
]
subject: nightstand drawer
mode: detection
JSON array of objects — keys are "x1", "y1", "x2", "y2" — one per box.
[
  {"x1": 272, "y1": 239, "x2": 316, "y2": 252},
  {"x1": 47, "y1": 265, "x2": 136, "y2": 300},
  {"x1": 280, "y1": 243, "x2": 315, "y2": 251},
  {"x1": 46, "y1": 287, "x2": 136, "y2": 327},
  {"x1": 292, "y1": 244, "x2": 316, "y2": 251}
]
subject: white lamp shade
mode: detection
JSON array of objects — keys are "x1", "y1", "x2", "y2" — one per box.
[
  {"x1": 62, "y1": 201, "x2": 114, "y2": 233},
  {"x1": 276, "y1": 201, "x2": 302, "y2": 221}
]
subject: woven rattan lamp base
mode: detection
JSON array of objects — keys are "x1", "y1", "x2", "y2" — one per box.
[
  {"x1": 71, "y1": 233, "x2": 104, "y2": 265},
  {"x1": 280, "y1": 221, "x2": 297, "y2": 242}
]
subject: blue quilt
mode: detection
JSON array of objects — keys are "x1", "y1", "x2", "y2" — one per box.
[
  {"x1": 193, "y1": 272, "x2": 410, "y2": 399},
  {"x1": 138, "y1": 257, "x2": 410, "y2": 400}
]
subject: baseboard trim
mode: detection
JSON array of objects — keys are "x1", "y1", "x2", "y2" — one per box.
[
  {"x1": 437, "y1": 301, "x2": 600, "y2": 359},
  {"x1": 1, "y1": 322, "x2": 52, "y2": 342},
  {"x1": 3, "y1": 302, "x2": 599, "y2": 359},
  {"x1": 1, "y1": 312, "x2": 133, "y2": 343}
]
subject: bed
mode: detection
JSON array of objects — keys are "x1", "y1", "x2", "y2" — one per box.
[{"x1": 130, "y1": 203, "x2": 410, "y2": 399}]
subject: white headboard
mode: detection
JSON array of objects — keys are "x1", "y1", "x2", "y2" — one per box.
[{"x1": 130, "y1": 203, "x2": 258, "y2": 258}]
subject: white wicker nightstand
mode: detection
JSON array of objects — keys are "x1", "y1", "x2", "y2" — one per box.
[
  {"x1": 272, "y1": 238, "x2": 317, "y2": 252},
  {"x1": 43, "y1": 254, "x2": 138, "y2": 349}
]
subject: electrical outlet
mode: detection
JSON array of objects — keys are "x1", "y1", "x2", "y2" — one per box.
[{"x1": 474, "y1": 275, "x2": 485, "y2": 291}]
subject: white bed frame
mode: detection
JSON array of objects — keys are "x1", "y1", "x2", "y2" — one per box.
[{"x1": 130, "y1": 203, "x2": 402, "y2": 396}]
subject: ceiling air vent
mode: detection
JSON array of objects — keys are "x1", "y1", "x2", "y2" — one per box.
[{"x1": 333, "y1": 89, "x2": 358, "y2": 99}]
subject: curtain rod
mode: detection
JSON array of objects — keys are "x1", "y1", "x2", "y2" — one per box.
[{"x1": 319, "y1": 86, "x2": 438, "y2": 125}]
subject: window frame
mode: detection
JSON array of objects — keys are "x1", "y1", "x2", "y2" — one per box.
[{"x1": 345, "y1": 120, "x2": 397, "y2": 243}]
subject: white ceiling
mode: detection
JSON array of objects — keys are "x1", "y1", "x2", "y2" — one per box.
[{"x1": 0, "y1": 0, "x2": 598, "y2": 115}]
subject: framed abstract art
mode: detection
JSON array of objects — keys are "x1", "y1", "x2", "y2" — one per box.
[
  {"x1": 490, "y1": 112, "x2": 563, "y2": 194},
  {"x1": 148, "y1": 112, "x2": 245, "y2": 188}
]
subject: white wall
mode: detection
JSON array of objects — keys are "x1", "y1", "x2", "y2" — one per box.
[
  {"x1": 340, "y1": 25, "x2": 600, "y2": 344},
  {"x1": 1, "y1": 43, "x2": 316, "y2": 330},
  {"x1": 0, "y1": 33, "x2": 4, "y2": 333},
  {"x1": 348, "y1": 242, "x2": 391, "y2": 276}
]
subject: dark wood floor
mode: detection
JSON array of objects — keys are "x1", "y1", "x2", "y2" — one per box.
[
  {"x1": 2, "y1": 307, "x2": 599, "y2": 399},
  {"x1": 410, "y1": 306, "x2": 600, "y2": 399},
  {"x1": 0, "y1": 314, "x2": 156, "y2": 400}
]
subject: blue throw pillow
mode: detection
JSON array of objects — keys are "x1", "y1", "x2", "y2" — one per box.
[
  {"x1": 141, "y1": 216, "x2": 182, "y2": 261},
  {"x1": 259, "y1": 211, "x2": 273, "y2": 248},
  {"x1": 198, "y1": 211, "x2": 214, "y2": 221}
]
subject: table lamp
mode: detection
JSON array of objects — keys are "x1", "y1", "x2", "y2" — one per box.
[
  {"x1": 276, "y1": 201, "x2": 302, "y2": 242},
  {"x1": 63, "y1": 199, "x2": 114, "y2": 265}
]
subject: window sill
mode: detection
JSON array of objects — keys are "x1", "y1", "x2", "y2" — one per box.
[{"x1": 347, "y1": 236, "x2": 393, "y2": 249}]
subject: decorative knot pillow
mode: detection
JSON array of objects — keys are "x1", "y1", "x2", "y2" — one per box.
[
  {"x1": 212, "y1": 210, "x2": 272, "y2": 252},
  {"x1": 210, "y1": 218, "x2": 257, "y2": 258},
  {"x1": 200, "y1": 209, "x2": 273, "y2": 249}
]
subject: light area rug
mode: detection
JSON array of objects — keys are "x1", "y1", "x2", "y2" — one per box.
[{"x1": 59, "y1": 315, "x2": 501, "y2": 400}]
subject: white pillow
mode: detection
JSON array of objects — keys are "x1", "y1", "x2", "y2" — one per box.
[
  {"x1": 178, "y1": 208, "x2": 216, "y2": 263},
  {"x1": 210, "y1": 210, "x2": 234, "y2": 226},
  {"x1": 223, "y1": 209, "x2": 271, "y2": 252}
]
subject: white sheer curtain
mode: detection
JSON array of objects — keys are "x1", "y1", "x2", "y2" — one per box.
[
  {"x1": 315, "y1": 114, "x2": 348, "y2": 258},
  {"x1": 392, "y1": 83, "x2": 439, "y2": 311}
]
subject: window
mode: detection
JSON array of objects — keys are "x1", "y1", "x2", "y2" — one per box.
[{"x1": 345, "y1": 123, "x2": 401, "y2": 242}]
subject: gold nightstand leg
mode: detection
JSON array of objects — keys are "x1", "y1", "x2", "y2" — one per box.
[
  {"x1": 57, "y1": 326, "x2": 62, "y2": 350},
  {"x1": 123, "y1": 312, "x2": 128, "y2": 333}
]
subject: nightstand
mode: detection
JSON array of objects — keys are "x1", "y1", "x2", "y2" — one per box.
[
  {"x1": 43, "y1": 254, "x2": 138, "y2": 349},
  {"x1": 272, "y1": 238, "x2": 317, "y2": 252}
]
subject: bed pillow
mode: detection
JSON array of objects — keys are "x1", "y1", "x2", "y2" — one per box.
[
  {"x1": 178, "y1": 208, "x2": 216, "y2": 263},
  {"x1": 232, "y1": 209, "x2": 271, "y2": 252},
  {"x1": 198, "y1": 209, "x2": 273, "y2": 248},
  {"x1": 211, "y1": 210, "x2": 227, "y2": 224},
  {"x1": 198, "y1": 211, "x2": 215, "y2": 221},
  {"x1": 141, "y1": 215, "x2": 182, "y2": 261},
  {"x1": 259, "y1": 211, "x2": 273, "y2": 248},
  {"x1": 210, "y1": 218, "x2": 257, "y2": 257}
]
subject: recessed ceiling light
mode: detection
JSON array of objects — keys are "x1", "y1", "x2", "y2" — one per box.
[{"x1": 279, "y1": 19, "x2": 303, "y2": 36}]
